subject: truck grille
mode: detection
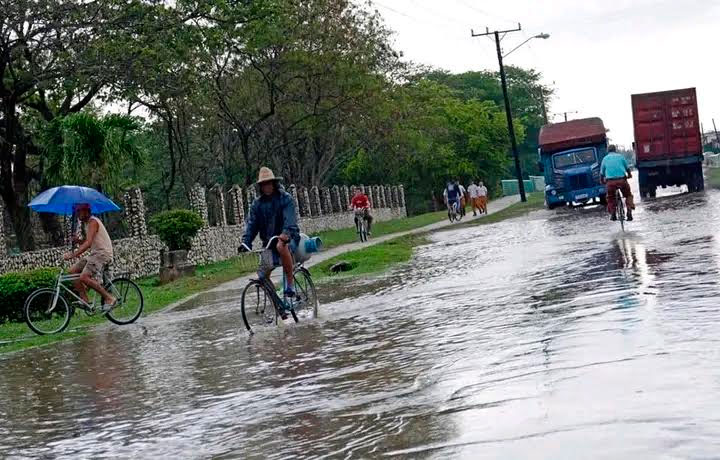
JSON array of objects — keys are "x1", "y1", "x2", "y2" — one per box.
[{"x1": 567, "y1": 173, "x2": 592, "y2": 190}]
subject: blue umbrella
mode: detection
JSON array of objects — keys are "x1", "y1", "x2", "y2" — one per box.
[{"x1": 28, "y1": 185, "x2": 122, "y2": 215}]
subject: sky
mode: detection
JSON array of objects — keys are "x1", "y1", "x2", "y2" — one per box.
[{"x1": 370, "y1": 0, "x2": 720, "y2": 146}]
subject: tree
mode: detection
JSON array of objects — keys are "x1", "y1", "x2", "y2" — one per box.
[
  {"x1": 0, "y1": 0, "x2": 183, "y2": 249},
  {"x1": 39, "y1": 113, "x2": 146, "y2": 193},
  {"x1": 426, "y1": 67, "x2": 553, "y2": 177}
]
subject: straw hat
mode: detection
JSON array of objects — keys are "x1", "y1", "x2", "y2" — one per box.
[{"x1": 256, "y1": 167, "x2": 282, "y2": 184}]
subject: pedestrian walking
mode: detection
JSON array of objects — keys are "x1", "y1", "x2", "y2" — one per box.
[
  {"x1": 478, "y1": 181, "x2": 488, "y2": 214},
  {"x1": 467, "y1": 181, "x2": 481, "y2": 216},
  {"x1": 457, "y1": 181, "x2": 467, "y2": 217}
]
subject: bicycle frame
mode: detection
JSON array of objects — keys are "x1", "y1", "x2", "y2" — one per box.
[
  {"x1": 51, "y1": 272, "x2": 102, "y2": 313},
  {"x1": 240, "y1": 236, "x2": 307, "y2": 311}
]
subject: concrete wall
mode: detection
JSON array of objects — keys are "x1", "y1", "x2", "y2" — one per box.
[{"x1": 0, "y1": 183, "x2": 407, "y2": 278}]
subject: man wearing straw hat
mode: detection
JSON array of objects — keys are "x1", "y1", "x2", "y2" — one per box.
[{"x1": 240, "y1": 167, "x2": 300, "y2": 312}]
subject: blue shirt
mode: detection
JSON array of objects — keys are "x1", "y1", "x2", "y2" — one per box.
[
  {"x1": 242, "y1": 187, "x2": 300, "y2": 248},
  {"x1": 600, "y1": 153, "x2": 629, "y2": 180}
]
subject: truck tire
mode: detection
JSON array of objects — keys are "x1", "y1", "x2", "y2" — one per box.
[{"x1": 546, "y1": 200, "x2": 561, "y2": 210}]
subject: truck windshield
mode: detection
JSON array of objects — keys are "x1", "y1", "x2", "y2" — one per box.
[{"x1": 553, "y1": 149, "x2": 596, "y2": 169}]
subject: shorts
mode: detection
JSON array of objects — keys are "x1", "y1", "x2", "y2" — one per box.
[
  {"x1": 73, "y1": 252, "x2": 112, "y2": 282},
  {"x1": 259, "y1": 238, "x2": 299, "y2": 273}
]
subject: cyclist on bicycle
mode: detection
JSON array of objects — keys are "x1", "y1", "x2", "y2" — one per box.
[
  {"x1": 239, "y1": 167, "x2": 300, "y2": 309},
  {"x1": 350, "y1": 187, "x2": 373, "y2": 235},
  {"x1": 443, "y1": 180, "x2": 461, "y2": 215},
  {"x1": 601, "y1": 145, "x2": 635, "y2": 221},
  {"x1": 63, "y1": 203, "x2": 116, "y2": 310}
]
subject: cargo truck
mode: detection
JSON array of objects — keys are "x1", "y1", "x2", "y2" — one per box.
[
  {"x1": 631, "y1": 88, "x2": 704, "y2": 198},
  {"x1": 538, "y1": 117, "x2": 608, "y2": 209}
]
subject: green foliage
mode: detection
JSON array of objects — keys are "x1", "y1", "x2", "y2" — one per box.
[
  {"x1": 40, "y1": 113, "x2": 147, "y2": 194},
  {"x1": 149, "y1": 210, "x2": 204, "y2": 251},
  {"x1": 0, "y1": 268, "x2": 59, "y2": 323}
]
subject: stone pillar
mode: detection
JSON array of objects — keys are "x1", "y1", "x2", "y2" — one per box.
[
  {"x1": 341, "y1": 186, "x2": 350, "y2": 210},
  {"x1": 189, "y1": 184, "x2": 209, "y2": 227},
  {"x1": 288, "y1": 184, "x2": 300, "y2": 220},
  {"x1": 210, "y1": 184, "x2": 227, "y2": 227},
  {"x1": 321, "y1": 187, "x2": 333, "y2": 215},
  {"x1": 359, "y1": 184, "x2": 366, "y2": 195},
  {"x1": 310, "y1": 186, "x2": 323, "y2": 217},
  {"x1": 246, "y1": 187, "x2": 257, "y2": 213},
  {"x1": 385, "y1": 186, "x2": 393, "y2": 208},
  {"x1": 0, "y1": 201, "x2": 6, "y2": 256},
  {"x1": 378, "y1": 186, "x2": 386, "y2": 208},
  {"x1": 63, "y1": 215, "x2": 73, "y2": 247},
  {"x1": 367, "y1": 186, "x2": 375, "y2": 208},
  {"x1": 300, "y1": 187, "x2": 312, "y2": 217},
  {"x1": 392, "y1": 186, "x2": 400, "y2": 208},
  {"x1": 399, "y1": 184, "x2": 406, "y2": 209},
  {"x1": 331, "y1": 185, "x2": 342, "y2": 213},
  {"x1": 123, "y1": 187, "x2": 148, "y2": 237},
  {"x1": 229, "y1": 185, "x2": 245, "y2": 225}
]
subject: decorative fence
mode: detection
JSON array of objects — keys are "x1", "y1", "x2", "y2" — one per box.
[{"x1": 0, "y1": 184, "x2": 406, "y2": 279}]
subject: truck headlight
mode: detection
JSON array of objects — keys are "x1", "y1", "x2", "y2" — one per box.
[{"x1": 551, "y1": 190, "x2": 557, "y2": 196}]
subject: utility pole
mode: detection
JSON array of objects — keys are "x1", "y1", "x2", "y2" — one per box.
[
  {"x1": 472, "y1": 24, "x2": 526, "y2": 202},
  {"x1": 538, "y1": 87, "x2": 549, "y2": 124}
]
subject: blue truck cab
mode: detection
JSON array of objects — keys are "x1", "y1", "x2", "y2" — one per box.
[{"x1": 538, "y1": 117, "x2": 609, "y2": 209}]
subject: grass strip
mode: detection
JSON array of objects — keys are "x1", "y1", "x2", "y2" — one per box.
[
  {"x1": 707, "y1": 167, "x2": 720, "y2": 189},
  {"x1": 456, "y1": 193, "x2": 544, "y2": 227},
  {"x1": 310, "y1": 233, "x2": 430, "y2": 281}
]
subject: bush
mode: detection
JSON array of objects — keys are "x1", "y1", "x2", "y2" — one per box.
[
  {"x1": 149, "y1": 209, "x2": 204, "y2": 251},
  {"x1": 0, "y1": 268, "x2": 59, "y2": 323}
]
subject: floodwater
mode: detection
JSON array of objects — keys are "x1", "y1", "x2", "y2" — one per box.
[{"x1": 3, "y1": 182, "x2": 720, "y2": 459}]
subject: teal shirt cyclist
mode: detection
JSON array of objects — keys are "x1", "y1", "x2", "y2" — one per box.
[{"x1": 601, "y1": 153, "x2": 630, "y2": 179}]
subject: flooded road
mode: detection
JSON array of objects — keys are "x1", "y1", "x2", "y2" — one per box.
[{"x1": 3, "y1": 184, "x2": 720, "y2": 458}]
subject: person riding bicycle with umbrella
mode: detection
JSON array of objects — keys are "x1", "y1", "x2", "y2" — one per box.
[
  {"x1": 601, "y1": 145, "x2": 635, "y2": 221},
  {"x1": 63, "y1": 203, "x2": 117, "y2": 310},
  {"x1": 239, "y1": 167, "x2": 300, "y2": 316}
]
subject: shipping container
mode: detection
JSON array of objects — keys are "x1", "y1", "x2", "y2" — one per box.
[{"x1": 631, "y1": 88, "x2": 704, "y2": 197}]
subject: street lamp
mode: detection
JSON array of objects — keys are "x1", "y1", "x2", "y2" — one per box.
[
  {"x1": 471, "y1": 26, "x2": 550, "y2": 202},
  {"x1": 504, "y1": 33, "x2": 550, "y2": 58}
]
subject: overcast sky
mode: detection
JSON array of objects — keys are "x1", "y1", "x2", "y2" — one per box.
[{"x1": 371, "y1": 0, "x2": 720, "y2": 146}]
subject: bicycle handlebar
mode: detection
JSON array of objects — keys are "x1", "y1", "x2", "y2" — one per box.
[{"x1": 239, "y1": 235, "x2": 282, "y2": 253}]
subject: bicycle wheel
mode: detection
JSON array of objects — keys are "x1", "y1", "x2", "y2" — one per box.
[
  {"x1": 616, "y1": 190, "x2": 625, "y2": 232},
  {"x1": 360, "y1": 219, "x2": 368, "y2": 242},
  {"x1": 105, "y1": 278, "x2": 144, "y2": 325},
  {"x1": 241, "y1": 279, "x2": 279, "y2": 332},
  {"x1": 24, "y1": 289, "x2": 72, "y2": 335},
  {"x1": 293, "y1": 267, "x2": 319, "y2": 319}
]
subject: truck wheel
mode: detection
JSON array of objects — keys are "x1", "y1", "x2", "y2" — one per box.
[
  {"x1": 599, "y1": 195, "x2": 607, "y2": 206},
  {"x1": 546, "y1": 200, "x2": 560, "y2": 210}
]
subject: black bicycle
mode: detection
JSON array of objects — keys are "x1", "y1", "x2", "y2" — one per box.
[
  {"x1": 355, "y1": 209, "x2": 369, "y2": 242},
  {"x1": 239, "y1": 236, "x2": 319, "y2": 333},
  {"x1": 615, "y1": 188, "x2": 626, "y2": 232}
]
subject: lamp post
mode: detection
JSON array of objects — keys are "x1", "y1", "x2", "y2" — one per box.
[{"x1": 471, "y1": 27, "x2": 550, "y2": 202}]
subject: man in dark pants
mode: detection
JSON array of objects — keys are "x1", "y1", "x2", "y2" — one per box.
[
  {"x1": 240, "y1": 167, "x2": 300, "y2": 317},
  {"x1": 601, "y1": 145, "x2": 635, "y2": 221}
]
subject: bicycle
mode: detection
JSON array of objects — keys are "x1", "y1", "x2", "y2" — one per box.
[
  {"x1": 354, "y1": 209, "x2": 369, "y2": 242},
  {"x1": 24, "y1": 268, "x2": 144, "y2": 335},
  {"x1": 447, "y1": 200, "x2": 463, "y2": 223},
  {"x1": 239, "y1": 236, "x2": 319, "y2": 333},
  {"x1": 615, "y1": 188, "x2": 626, "y2": 232}
]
